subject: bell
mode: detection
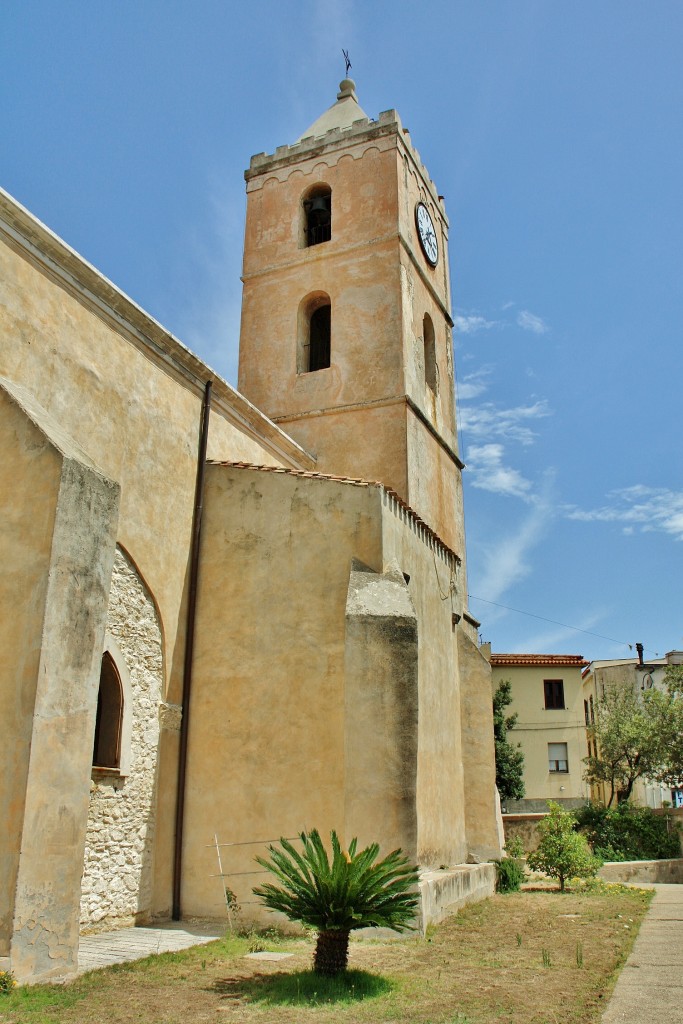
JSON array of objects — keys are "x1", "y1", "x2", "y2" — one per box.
[{"x1": 307, "y1": 195, "x2": 331, "y2": 224}]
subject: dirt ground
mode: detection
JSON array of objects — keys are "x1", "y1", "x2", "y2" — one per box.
[{"x1": 0, "y1": 886, "x2": 651, "y2": 1024}]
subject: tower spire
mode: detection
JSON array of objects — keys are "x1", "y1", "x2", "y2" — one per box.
[{"x1": 295, "y1": 77, "x2": 368, "y2": 143}]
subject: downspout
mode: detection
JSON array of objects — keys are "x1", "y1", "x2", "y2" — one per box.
[{"x1": 173, "y1": 379, "x2": 212, "y2": 920}]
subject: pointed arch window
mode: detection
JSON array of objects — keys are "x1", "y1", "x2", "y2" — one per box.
[
  {"x1": 423, "y1": 313, "x2": 437, "y2": 393},
  {"x1": 303, "y1": 186, "x2": 332, "y2": 247},
  {"x1": 93, "y1": 651, "x2": 123, "y2": 770}
]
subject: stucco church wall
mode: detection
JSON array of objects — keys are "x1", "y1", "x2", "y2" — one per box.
[
  {"x1": 276, "y1": 400, "x2": 409, "y2": 505},
  {"x1": 182, "y1": 466, "x2": 385, "y2": 921},
  {"x1": 405, "y1": 407, "x2": 465, "y2": 562},
  {"x1": 239, "y1": 130, "x2": 462, "y2": 555},
  {"x1": 0, "y1": 200, "x2": 313, "y2": 933},
  {"x1": 396, "y1": 135, "x2": 451, "y2": 317},
  {"x1": 241, "y1": 135, "x2": 399, "y2": 289},
  {"x1": 79, "y1": 548, "x2": 164, "y2": 931},
  {"x1": 379, "y1": 493, "x2": 469, "y2": 866},
  {"x1": 457, "y1": 631, "x2": 503, "y2": 861},
  {"x1": 238, "y1": 134, "x2": 407, "y2": 448},
  {"x1": 0, "y1": 380, "x2": 120, "y2": 982},
  {"x1": 399, "y1": 225, "x2": 456, "y2": 456},
  {"x1": 240, "y1": 237, "x2": 404, "y2": 420},
  {"x1": 0, "y1": 214, "x2": 310, "y2": 710},
  {"x1": 343, "y1": 560, "x2": 419, "y2": 860},
  {"x1": 0, "y1": 387, "x2": 61, "y2": 957}
]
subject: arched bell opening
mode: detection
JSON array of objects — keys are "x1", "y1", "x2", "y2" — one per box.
[{"x1": 301, "y1": 184, "x2": 332, "y2": 248}]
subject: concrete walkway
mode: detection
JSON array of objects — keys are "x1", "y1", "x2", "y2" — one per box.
[
  {"x1": 602, "y1": 883, "x2": 683, "y2": 1023},
  {"x1": 77, "y1": 921, "x2": 224, "y2": 975}
]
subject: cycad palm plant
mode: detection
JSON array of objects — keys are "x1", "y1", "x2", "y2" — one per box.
[{"x1": 253, "y1": 829, "x2": 419, "y2": 975}]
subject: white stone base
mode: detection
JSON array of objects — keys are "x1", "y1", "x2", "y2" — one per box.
[{"x1": 419, "y1": 863, "x2": 496, "y2": 933}]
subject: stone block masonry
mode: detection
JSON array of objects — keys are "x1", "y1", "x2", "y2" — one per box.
[{"x1": 79, "y1": 547, "x2": 163, "y2": 931}]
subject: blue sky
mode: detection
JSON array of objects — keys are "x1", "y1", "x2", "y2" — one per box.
[{"x1": 3, "y1": 2, "x2": 681, "y2": 660}]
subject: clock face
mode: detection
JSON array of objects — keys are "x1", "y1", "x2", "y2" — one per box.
[{"x1": 415, "y1": 202, "x2": 438, "y2": 267}]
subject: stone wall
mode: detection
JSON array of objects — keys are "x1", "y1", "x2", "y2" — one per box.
[
  {"x1": 502, "y1": 814, "x2": 546, "y2": 854},
  {"x1": 599, "y1": 859, "x2": 683, "y2": 884},
  {"x1": 79, "y1": 547, "x2": 164, "y2": 931}
]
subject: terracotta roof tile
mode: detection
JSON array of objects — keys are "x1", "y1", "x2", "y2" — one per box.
[{"x1": 490, "y1": 653, "x2": 590, "y2": 667}]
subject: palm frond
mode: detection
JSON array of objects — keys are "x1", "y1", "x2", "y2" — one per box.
[{"x1": 253, "y1": 829, "x2": 420, "y2": 933}]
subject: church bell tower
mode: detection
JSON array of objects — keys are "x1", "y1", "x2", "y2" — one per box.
[{"x1": 238, "y1": 79, "x2": 465, "y2": 556}]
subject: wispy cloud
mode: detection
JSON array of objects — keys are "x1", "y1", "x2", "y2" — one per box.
[
  {"x1": 517, "y1": 309, "x2": 548, "y2": 335},
  {"x1": 472, "y1": 493, "x2": 554, "y2": 604},
  {"x1": 178, "y1": 181, "x2": 244, "y2": 385},
  {"x1": 454, "y1": 313, "x2": 498, "y2": 334},
  {"x1": 502, "y1": 609, "x2": 609, "y2": 655},
  {"x1": 460, "y1": 400, "x2": 551, "y2": 446},
  {"x1": 466, "y1": 443, "x2": 533, "y2": 500},
  {"x1": 454, "y1": 305, "x2": 549, "y2": 337},
  {"x1": 457, "y1": 367, "x2": 492, "y2": 400},
  {"x1": 566, "y1": 486, "x2": 683, "y2": 541}
]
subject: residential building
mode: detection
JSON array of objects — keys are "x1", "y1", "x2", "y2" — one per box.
[
  {"x1": 490, "y1": 653, "x2": 590, "y2": 813},
  {"x1": 582, "y1": 650, "x2": 683, "y2": 808}
]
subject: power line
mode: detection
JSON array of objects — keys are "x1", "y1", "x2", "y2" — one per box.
[{"x1": 467, "y1": 594, "x2": 659, "y2": 657}]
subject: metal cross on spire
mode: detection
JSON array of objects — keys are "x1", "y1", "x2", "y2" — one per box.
[{"x1": 342, "y1": 49, "x2": 352, "y2": 77}]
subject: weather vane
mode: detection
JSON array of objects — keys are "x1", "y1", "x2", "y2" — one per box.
[{"x1": 342, "y1": 49, "x2": 352, "y2": 77}]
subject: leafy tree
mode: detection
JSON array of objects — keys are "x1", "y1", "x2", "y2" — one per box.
[
  {"x1": 660, "y1": 665, "x2": 683, "y2": 787},
  {"x1": 253, "y1": 829, "x2": 419, "y2": 975},
  {"x1": 584, "y1": 677, "x2": 683, "y2": 806},
  {"x1": 493, "y1": 680, "x2": 525, "y2": 802},
  {"x1": 527, "y1": 803, "x2": 600, "y2": 892}
]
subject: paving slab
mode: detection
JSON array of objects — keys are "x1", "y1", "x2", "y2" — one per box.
[
  {"x1": 244, "y1": 951, "x2": 294, "y2": 961},
  {"x1": 77, "y1": 922, "x2": 224, "y2": 975},
  {"x1": 602, "y1": 884, "x2": 683, "y2": 1024}
]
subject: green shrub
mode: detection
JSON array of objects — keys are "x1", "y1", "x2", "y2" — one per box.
[
  {"x1": 528, "y1": 803, "x2": 601, "y2": 891},
  {"x1": 574, "y1": 802, "x2": 681, "y2": 861},
  {"x1": 495, "y1": 857, "x2": 525, "y2": 892}
]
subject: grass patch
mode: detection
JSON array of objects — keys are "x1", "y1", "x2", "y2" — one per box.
[
  {"x1": 0, "y1": 979, "x2": 90, "y2": 1023},
  {"x1": 213, "y1": 967, "x2": 393, "y2": 1006},
  {"x1": 0, "y1": 885, "x2": 652, "y2": 1024}
]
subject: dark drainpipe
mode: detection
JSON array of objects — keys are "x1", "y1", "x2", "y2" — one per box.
[
  {"x1": 636, "y1": 643, "x2": 644, "y2": 666},
  {"x1": 173, "y1": 380, "x2": 212, "y2": 920}
]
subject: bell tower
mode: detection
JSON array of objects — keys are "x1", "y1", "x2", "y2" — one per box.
[{"x1": 238, "y1": 79, "x2": 465, "y2": 555}]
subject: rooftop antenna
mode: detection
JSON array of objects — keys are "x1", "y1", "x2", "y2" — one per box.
[{"x1": 342, "y1": 49, "x2": 352, "y2": 77}]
